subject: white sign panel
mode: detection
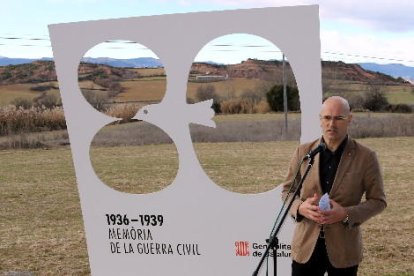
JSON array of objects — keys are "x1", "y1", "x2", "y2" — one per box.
[{"x1": 49, "y1": 6, "x2": 322, "y2": 275}]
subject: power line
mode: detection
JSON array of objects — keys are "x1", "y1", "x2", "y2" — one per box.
[
  {"x1": 1, "y1": 35, "x2": 413, "y2": 65},
  {"x1": 323, "y1": 50, "x2": 414, "y2": 64}
]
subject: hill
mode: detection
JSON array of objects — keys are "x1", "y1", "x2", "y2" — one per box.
[
  {"x1": 0, "y1": 57, "x2": 43, "y2": 66},
  {"x1": 0, "y1": 58, "x2": 410, "y2": 86},
  {"x1": 0, "y1": 56, "x2": 161, "y2": 68},
  {"x1": 0, "y1": 59, "x2": 413, "y2": 108},
  {"x1": 191, "y1": 59, "x2": 410, "y2": 85},
  {"x1": 81, "y1": 57, "x2": 163, "y2": 68},
  {"x1": 359, "y1": 63, "x2": 414, "y2": 83},
  {"x1": 0, "y1": 61, "x2": 140, "y2": 85},
  {"x1": 0, "y1": 61, "x2": 57, "y2": 84}
]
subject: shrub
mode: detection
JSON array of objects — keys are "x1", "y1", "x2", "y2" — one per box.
[
  {"x1": 362, "y1": 89, "x2": 389, "y2": 112},
  {"x1": 346, "y1": 93, "x2": 365, "y2": 111},
  {"x1": 196, "y1": 84, "x2": 217, "y2": 101},
  {"x1": 253, "y1": 100, "x2": 271, "y2": 113},
  {"x1": 30, "y1": 84, "x2": 55, "y2": 92},
  {"x1": 106, "y1": 103, "x2": 140, "y2": 122},
  {"x1": 1, "y1": 70, "x2": 12, "y2": 80},
  {"x1": 0, "y1": 105, "x2": 66, "y2": 136},
  {"x1": 389, "y1": 104, "x2": 412, "y2": 113},
  {"x1": 35, "y1": 93, "x2": 60, "y2": 109},
  {"x1": 195, "y1": 84, "x2": 221, "y2": 113},
  {"x1": 82, "y1": 90, "x2": 110, "y2": 111},
  {"x1": 241, "y1": 89, "x2": 262, "y2": 104},
  {"x1": 11, "y1": 97, "x2": 33, "y2": 109},
  {"x1": 266, "y1": 85, "x2": 300, "y2": 112},
  {"x1": 219, "y1": 99, "x2": 240, "y2": 114},
  {"x1": 219, "y1": 97, "x2": 269, "y2": 114},
  {"x1": 212, "y1": 101, "x2": 221, "y2": 114}
]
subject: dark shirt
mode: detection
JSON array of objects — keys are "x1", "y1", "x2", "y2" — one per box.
[{"x1": 319, "y1": 136, "x2": 348, "y2": 194}]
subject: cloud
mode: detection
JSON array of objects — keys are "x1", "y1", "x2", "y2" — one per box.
[
  {"x1": 175, "y1": 0, "x2": 414, "y2": 32},
  {"x1": 321, "y1": 29, "x2": 414, "y2": 65},
  {"x1": 319, "y1": 0, "x2": 414, "y2": 32}
]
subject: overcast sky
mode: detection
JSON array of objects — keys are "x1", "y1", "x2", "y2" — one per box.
[{"x1": 1, "y1": 0, "x2": 413, "y2": 65}]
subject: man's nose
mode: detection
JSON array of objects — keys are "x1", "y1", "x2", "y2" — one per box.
[{"x1": 327, "y1": 118, "x2": 335, "y2": 126}]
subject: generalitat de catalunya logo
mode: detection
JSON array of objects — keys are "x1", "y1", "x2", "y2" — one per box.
[{"x1": 235, "y1": 240, "x2": 291, "y2": 258}]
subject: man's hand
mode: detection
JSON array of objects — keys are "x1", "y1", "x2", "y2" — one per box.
[
  {"x1": 298, "y1": 193, "x2": 323, "y2": 224},
  {"x1": 320, "y1": 199, "x2": 348, "y2": 225}
]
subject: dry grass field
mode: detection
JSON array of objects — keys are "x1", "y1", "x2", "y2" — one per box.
[
  {"x1": 117, "y1": 78, "x2": 166, "y2": 103},
  {"x1": 324, "y1": 82, "x2": 414, "y2": 107},
  {"x1": 0, "y1": 137, "x2": 413, "y2": 275},
  {"x1": 0, "y1": 65, "x2": 413, "y2": 275},
  {"x1": 114, "y1": 77, "x2": 269, "y2": 104},
  {"x1": 0, "y1": 82, "x2": 59, "y2": 107},
  {"x1": 1, "y1": 71, "x2": 413, "y2": 112},
  {"x1": 0, "y1": 84, "x2": 43, "y2": 106}
]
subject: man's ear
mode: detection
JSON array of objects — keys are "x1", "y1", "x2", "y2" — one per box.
[{"x1": 348, "y1": 113, "x2": 353, "y2": 123}]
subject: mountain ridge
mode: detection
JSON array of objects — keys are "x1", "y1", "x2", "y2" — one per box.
[
  {"x1": 0, "y1": 58, "x2": 411, "y2": 88},
  {"x1": 1, "y1": 56, "x2": 414, "y2": 82},
  {"x1": 359, "y1": 62, "x2": 414, "y2": 83}
]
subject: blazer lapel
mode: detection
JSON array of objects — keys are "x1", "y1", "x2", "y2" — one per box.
[
  {"x1": 330, "y1": 138, "x2": 356, "y2": 196},
  {"x1": 313, "y1": 153, "x2": 323, "y2": 195},
  {"x1": 305, "y1": 139, "x2": 323, "y2": 196}
]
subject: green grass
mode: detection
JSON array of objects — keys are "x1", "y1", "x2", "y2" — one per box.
[
  {"x1": 384, "y1": 88, "x2": 414, "y2": 105},
  {"x1": 1, "y1": 137, "x2": 413, "y2": 275},
  {"x1": 325, "y1": 80, "x2": 414, "y2": 105}
]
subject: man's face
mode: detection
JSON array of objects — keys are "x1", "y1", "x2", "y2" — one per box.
[{"x1": 319, "y1": 99, "x2": 352, "y2": 145}]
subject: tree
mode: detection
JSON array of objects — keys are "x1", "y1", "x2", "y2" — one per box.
[
  {"x1": 362, "y1": 86, "x2": 389, "y2": 112},
  {"x1": 195, "y1": 84, "x2": 221, "y2": 113},
  {"x1": 266, "y1": 84, "x2": 300, "y2": 112}
]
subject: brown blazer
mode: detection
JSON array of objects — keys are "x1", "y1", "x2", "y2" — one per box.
[{"x1": 282, "y1": 137, "x2": 387, "y2": 268}]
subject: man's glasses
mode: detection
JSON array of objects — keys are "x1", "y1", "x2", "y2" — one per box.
[{"x1": 320, "y1": 115, "x2": 348, "y2": 122}]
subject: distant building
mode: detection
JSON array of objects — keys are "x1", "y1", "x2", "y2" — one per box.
[{"x1": 194, "y1": 74, "x2": 228, "y2": 82}]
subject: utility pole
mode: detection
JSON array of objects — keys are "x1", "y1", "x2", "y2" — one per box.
[{"x1": 282, "y1": 54, "x2": 288, "y2": 137}]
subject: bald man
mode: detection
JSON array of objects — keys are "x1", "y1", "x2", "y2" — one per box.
[{"x1": 282, "y1": 96, "x2": 387, "y2": 276}]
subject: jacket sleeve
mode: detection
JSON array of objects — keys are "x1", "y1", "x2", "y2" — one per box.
[
  {"x1": 346, "y1": 151, "x2": 387, "y2": 227},
  {"x1": 281, "y1": 146, "x2": 304, "y2": 221}
]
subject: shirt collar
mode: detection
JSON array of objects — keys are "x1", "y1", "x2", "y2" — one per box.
[{"x1": 321, "y1": 135, "x2": 348, "y2": 155}]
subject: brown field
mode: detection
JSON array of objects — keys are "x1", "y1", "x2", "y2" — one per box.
[
  {"x1": 132, "y1": 67, "x2": 165, "y2": 77},
  {"x1": 0, "y1": 82, "x2": 62, "y2": 107},
  {"x1": 0, "y1": 84, "x2": 42, "y2": 106},
  {"x1": 0, "y1": 137, "x2": 413, "y2": 275},
  {"x1": 187, "y1": 78, "x2": 269, "y2": 99},
  {"x1": 116, "y1": 78, "x2": 166, "y2": 103},
  {"x1": 115, "y1": 77, "x2": 268, "y2": 104},
  {"x1": 78, "y1": 80, "x2": 106, "y2": 91}
]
